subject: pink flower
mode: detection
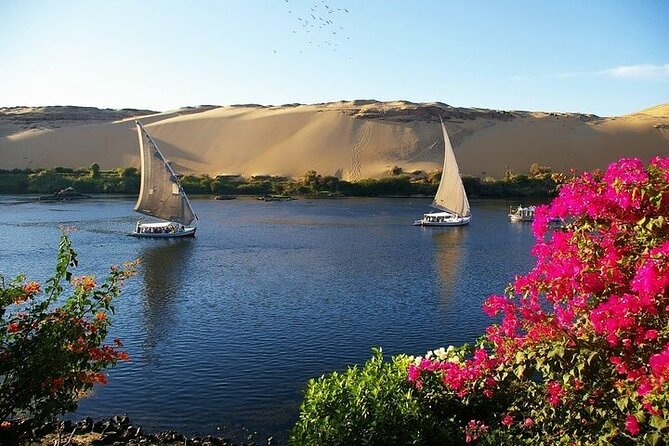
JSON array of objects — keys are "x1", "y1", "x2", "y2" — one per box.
[
  {"x1": 546, "y1": 380, "x2": 564, "y2": 406},
  {"x1": 482, "y1": 295, "x2": 511, "y2": 317},
  {"x1": 649, "y1": 343, "x2": 669, "y2": 382},
  {"x1": 625, "y1": 414, "x2": 640, "y2": 436},
  {"x1": 502, "y1": 414, "x2": 514, "y2": 427},
  {"x1": 464, "y1": 419, "x2": 488, "y2": 443},
  {"x1": 643, "y1": 402, "x2": 661, "y2": 416},
  {"x1": 609, "y1": 356, "x2": 629, "y2": 375},
  {"x1": 644, "y1": 329, "x2": 659, "y2": 341},
  {"x1": 637, "y1": 381, "x2": 653, "y2": 397},
  {"x1": 523, "y1": 418, "x2": 534, "y2": 428},
  {"x1": 407, "y1": 364, "x2": 420, "y2": 382}
]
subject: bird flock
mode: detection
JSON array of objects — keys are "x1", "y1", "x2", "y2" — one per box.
[{"x1": 279, "y1": 0, "x2": 352, "y2": 54}]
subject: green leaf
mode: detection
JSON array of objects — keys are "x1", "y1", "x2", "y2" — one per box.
[
  {"x1": 649, "y1": 415, "x2": 667, "y2": 430},
  {"x1": 616, "y1": 397, "x2": 628, "y2": 412}
]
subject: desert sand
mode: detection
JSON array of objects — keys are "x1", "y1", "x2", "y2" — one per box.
[{"x1": 1, "y1": 101, "x2": 667, "y2": 179}]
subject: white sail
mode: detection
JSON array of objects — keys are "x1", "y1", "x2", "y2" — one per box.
[
  {"x1": 432, "y1": 121, "x2": 470, "y2": 217},
  {"x1": 134, "y1": 122, "x2": 197, "y2": 225}
]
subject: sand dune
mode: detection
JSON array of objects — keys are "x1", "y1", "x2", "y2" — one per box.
[{"x1": 1, "y1": 101, "x2": 667, "y2": 179}]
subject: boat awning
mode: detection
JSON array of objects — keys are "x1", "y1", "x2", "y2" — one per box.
[{"x1": 137, "y1": 222, "x2": 178, "y2": 228}]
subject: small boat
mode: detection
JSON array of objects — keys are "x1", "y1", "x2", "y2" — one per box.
[
  {"x1": 130, "y1": 121, "x2": 198, "y2": 238},
  {"x1": 214, "y1": 194, "x2": 237, "y2": 200},
  {"x1": 508, "y1": 205, "x2": 535, "y2": 222},
  {"x1": 413, "y1": 119, "x2": 471, "y2": 227}
]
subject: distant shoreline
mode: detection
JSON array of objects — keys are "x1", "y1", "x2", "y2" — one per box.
[{"x1": 0, "y1": 166, "x2": 561, "y2": 199}]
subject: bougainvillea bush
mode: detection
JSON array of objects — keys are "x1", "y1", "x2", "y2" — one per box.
[
  {"x1": 0, "y1": 232, "x2": 136, "y2": 439},
  {"x1": 408, "y1": 157, "x2": 669, "y2": 445}
]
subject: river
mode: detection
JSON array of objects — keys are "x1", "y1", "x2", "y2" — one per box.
[{"x1": 0, "y1": 196, "x2": 537, "y2": 442}]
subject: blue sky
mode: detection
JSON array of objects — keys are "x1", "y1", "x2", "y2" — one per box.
[{"x1": 1, "y1": 0, "x2": 667, "y2": 115}]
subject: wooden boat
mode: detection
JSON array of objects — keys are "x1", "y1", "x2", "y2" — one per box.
[{"x1": 129, "y1": 121, "x2": 198, "y2": 238}]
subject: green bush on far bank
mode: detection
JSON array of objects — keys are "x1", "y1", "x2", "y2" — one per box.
[
  {"x1": 0, "y1": 167, "x2": 139, "y2": 195},
  {"x1": 0, "y1": 164, "x2": 563, "y2": 198}
]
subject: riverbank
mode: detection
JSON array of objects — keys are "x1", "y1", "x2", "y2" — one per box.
[{"x1": 4, "y1": 416, "x2": 279, "y2": 446}]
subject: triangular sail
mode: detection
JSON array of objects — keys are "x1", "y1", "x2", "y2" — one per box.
[
  {"x1": 134, "y1": 122, "x2": 197, "y2": 225},
  {"x1": 432, "y1": 121, "x2": 470, "y2": 217}
]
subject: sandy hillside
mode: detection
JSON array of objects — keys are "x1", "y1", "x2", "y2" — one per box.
[{"x1": 1, "y1": 101, "x2": 667, "y2": 179}]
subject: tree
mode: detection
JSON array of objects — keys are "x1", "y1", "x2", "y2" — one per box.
[
  {"x1": 89, "y1": 163, "x2": 101, "y2": 179},
  {"x1": 322, "y1": 176, "x2": 340, "y2": 192},
  {"x1": 427, "y1": 171, "x2": 442, "y2": 185},
  {"x1": 0, "y1": 231, "x2": 137, "y2": 442},
  {"x1": 528, "y1": 162, "x2": 552, "y2": 179},
  {"x1": 303, "y1": 170, "x2": 321, "y2": 188},
  {"x1": 118, "y1": 167, "x2": 140, "y2": 194},
  {"x1": 504, "y1": 165, "x2": 514, "y2": 181}
]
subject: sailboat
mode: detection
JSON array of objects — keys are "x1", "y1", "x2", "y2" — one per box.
[
  {"x1": 130, "y1": 121, "x2": 198, "y2": 238},
  {"x1": 413, "y1": 120, "x2": 471, "y2": 227}
]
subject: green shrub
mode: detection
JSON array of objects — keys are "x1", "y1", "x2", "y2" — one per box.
[{"x1": 291, "y1": 348, "x2": 446, "y2": 446}]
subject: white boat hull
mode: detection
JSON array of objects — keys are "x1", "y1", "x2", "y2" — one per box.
[
  {"x1": 413, "y1": 212, "x2": 471, "y2": 227},
  {"x1": 130, "y1": 221, "x2": 196, "y2": 238},
  {"x1": 129, "y1": 227, "x2": 196, "y2": 238},
  {"x1": 508, "y1": 214, "x2": 533, "y2": 222}
]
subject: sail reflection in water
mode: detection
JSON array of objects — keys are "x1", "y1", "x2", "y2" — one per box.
[
  {"x1": 428, "y1": 225, "x2": 496, "y2": 346},
  {"x1": 139, "y1": 240, "x2": 194, "y2": 362},
  {"x1": 430, "y1": 227, "x2": 468, "y2": 303}
]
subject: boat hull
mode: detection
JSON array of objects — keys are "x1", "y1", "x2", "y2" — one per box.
[
  {"x1": 130, "y1": 221, "x2": 196, "y2": 238},
  {"x1": 129, "y1": 227, "x2": 196, "y2": 238},
  {"x1": 508, "y1": 214, "x2": 533, "y2": 222},
  {"x1": 413, "y1": 213, "x2": 471, "y2": 227}
]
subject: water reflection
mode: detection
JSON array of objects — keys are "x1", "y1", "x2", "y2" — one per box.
[
  {"x1": 139, "y1": 240, "x2": 195, "y2": 364},
  {"x1": 430, "y1": 227, "x2": 468, "y2": 303}
]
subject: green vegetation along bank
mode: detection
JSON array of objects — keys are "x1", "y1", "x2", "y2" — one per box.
[{"x1": 0, "y1": 163, "x2": 563, "y2": 199}]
